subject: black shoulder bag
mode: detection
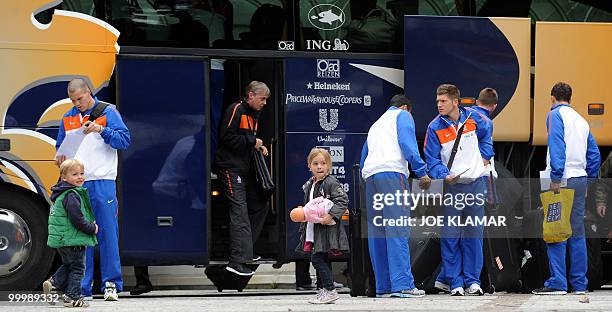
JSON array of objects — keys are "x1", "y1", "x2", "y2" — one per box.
[
  {"x1": 87, "y1": 101, "x2": 109, "y2": 123},
  {"x1": 446, "y1": 121, "x2": 466, "y2": 172},
  {"x1": 247, "y1": 113, "x2": 275, "y2": 193}
]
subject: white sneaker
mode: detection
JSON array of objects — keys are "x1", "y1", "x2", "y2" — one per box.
[
  {"x1": 434, "y1": 281, "x2": 450, "y2": 293},
  {"x1": 308, "y1": 289, "x2": 339, "y2": 304},
  {"x1": 572, "y1": 290, "x2": 587, "y2": 295},
  {"x1": 42, "y1": 279, "x2": 56, "y2": 305},
  {"x1": 466, "y1": 283, "x2": 484, "y2": 296},
  {"x1": 450, "y1": 287, "x2": 465, "y2": 296},
  {"x1": 104, "y1": 281, "x2": 119, "y2": 301}
]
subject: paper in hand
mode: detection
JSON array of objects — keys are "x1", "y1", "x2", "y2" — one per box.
[
  {"x1": 539, "y1": 170, "x2": 567, "y2": 191},
  {"x1": 56, "y1": 126, "x2": 87, "y2": 159},
  {"x1": 411, "y1": 178, "x2": 443, "y2": 195},
  {"x1": 451, "y1": 167, "x2": 470, "y2": 177}
]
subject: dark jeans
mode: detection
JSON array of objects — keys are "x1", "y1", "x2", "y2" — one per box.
[
  {"x1": 220, "y1": 169, "x2": 268, "y2": 264},
  {"x1": 295, "y1": 259, "x2": 330, "y2": 287},
  {"x1": 52, "y1": 246, "x2": 86, "y2": 300},
  {"x1": 311, "y1": 252, "x2": 333, "y2": 291}
]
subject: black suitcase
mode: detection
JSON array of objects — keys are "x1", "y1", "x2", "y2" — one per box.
[
  {"x1": 409, "y1": 228, "x2": 441, "y2": 293},
  {"x1": 204, "y1": 264, "x2": 258, "y2": 292},
  {"x1": 582, "y1": 212, "x2": 604, "y2": 291},
  {"x1": 478, "y1": 174, "x2": 523, "y2": 293},
  {"x1": 349, "y1": 165, "x2": 376, "y2": 297},
  {"x1": 481, "y1": 202, "x2": 523, "y2": 293},
  {"x1": 521, "y1": 209, "x2": 549, "y2": 293},
  {"x1": 481, "y1": 229, "x2": 523, "y2": 293}
]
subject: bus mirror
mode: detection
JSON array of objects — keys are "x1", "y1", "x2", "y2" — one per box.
[
  {"x1": 588, "y1": 103, "x2": 604, "y2": 115},
  {"x1": 0, "y1": 139, "x2": 9, "y2": 151},
  {"x1": 461, "y1": 97, "x2": 476, "y2": 106}
]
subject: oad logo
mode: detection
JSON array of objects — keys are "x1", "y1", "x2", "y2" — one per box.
[
  {"x1": 308, "y1": 4, "x2": 345, "y2": 31},
  {"x1": 317, "y1": 59, "x2": 340, "y2": 78}
]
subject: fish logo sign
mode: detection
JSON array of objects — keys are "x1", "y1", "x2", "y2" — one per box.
[{"x1": 308, "y1": 4, "x2": 345, "y2": 31}]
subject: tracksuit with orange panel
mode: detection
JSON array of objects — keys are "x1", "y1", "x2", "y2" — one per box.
[
  {"x1": 424, "y1": 106, "x2": 493, "y2": 290},
  {"x1": 215, "y1": 100, "x2": 268, "y2": 265},
  {"x1": 56, "y1": 97, "x2": 130, "y2": 296}
]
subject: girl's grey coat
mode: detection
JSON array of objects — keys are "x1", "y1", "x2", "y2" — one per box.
[{"x1": 295, "y1": 175, "x2": 350, "y2": 254}]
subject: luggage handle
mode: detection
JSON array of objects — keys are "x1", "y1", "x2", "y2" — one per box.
[{"x1": 351, "y1": 164, "x2": 362, "y2": 217}]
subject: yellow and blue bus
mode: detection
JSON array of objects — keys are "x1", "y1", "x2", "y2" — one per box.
[{"x1": 0, "y1": 0, "x2": 611, "y2": 291}]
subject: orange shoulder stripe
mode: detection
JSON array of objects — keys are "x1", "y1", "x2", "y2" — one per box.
[{"x1": 227, "y1": 103, "x2": 240, "y2": 127}]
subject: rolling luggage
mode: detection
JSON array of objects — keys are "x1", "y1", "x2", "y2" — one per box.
[
  {"x1": 481, "y1": 227, "x2": 523, "y2": 293},
  {"x1": 479, "y1": 173, "x2": 523, "y2": 293},
  {"x1": 409, "y1": 228, "x2": 442, "y2": 293},
  {"x1": 349, "y1": 165, "x2": 376, "y2": 297},
  {"x1": 521, "y1": 209, "x2": 549, "y2": 293},
  {"x1": 584, "y1": 215, "x2": 604, "y2": 291},
  {"x1": 204, "y1": 264, "x2": 258, "y2": 292}
]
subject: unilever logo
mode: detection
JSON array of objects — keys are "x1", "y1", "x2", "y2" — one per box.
[{"x1": 308, "y1": 4, "x2": 345, "y2": 30}]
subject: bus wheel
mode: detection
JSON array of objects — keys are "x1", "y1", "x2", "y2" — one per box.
[{"x1": 0, "y1": 188, "x2": 54, "y2": 290}]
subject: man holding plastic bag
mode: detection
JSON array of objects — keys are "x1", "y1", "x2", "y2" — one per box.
[{"x1": 533, "y1": 82, "x2": 600, "y2": 295}]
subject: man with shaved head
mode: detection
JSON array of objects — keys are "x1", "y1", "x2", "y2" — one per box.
[{"x1": 55, "y1": 78, "x2": 130, "y2": 301}]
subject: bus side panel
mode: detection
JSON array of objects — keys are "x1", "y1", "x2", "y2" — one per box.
[
  {"x1": 404, "y1": 16, "x2": 530, "y2": 142},
  {"x1": 533, "y1": 22, "x2": 612, "y2": 146},
  {"x1": 117, "y1": 56, "x2": 208, "y2": 265},
  {"x1": 284, "y1": 57, "x2": 403, "y2": 257}
]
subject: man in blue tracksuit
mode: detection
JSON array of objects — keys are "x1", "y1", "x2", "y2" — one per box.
[
  {"x1": 360, "y1": 94, "x2": 431, "y2": 298},
  {"x1": 532, "y1": 82, "x2": 600, "y2": 295},
  {"x1": 424, "y1": 84, "x2": 493, "y2": 296},
  {"x1": 56, "y1": 79, "x2": 131, "y2": 300},
  {"x1": 472, "y1": 88, "x2": 498, "y2": 179},
  {"x1": 433, "y1": 87, "x2": 498, "y2": 294}
]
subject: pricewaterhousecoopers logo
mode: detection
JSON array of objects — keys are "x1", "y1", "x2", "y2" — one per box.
[{"x1": 308, "y1": 4, "x2": 345, "y2": 30}]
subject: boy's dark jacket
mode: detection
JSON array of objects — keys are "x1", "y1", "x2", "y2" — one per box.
[
  {"x1": 296, "y1": 175, "x2": 350, "y2": 254},
  {"x1": 47, "y1": 182, "x2": 97, "y2": 248}
]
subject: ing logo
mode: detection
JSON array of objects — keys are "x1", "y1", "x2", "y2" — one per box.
[{"x1": 0, "y1": 0, "x2": 119, "y2": 197}]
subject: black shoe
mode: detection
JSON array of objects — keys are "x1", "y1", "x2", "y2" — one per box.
[
  {"x1": 296, "y1": 284, "x2": 316, "y2": 291},
  {"x1": 532, "y1": 287, "x2": 567, "y2": 295},
  {"x1": 252, "y1": 255, "x2": 262, "y2": 262},
  {"x1": 226, "y1": 263, "x2": 255, "y2": 276},
  {"x1": 130, "y1": 284, "x2": 153, "y2": 295}
]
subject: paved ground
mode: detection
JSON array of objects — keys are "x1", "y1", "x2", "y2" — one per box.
[{"x1": 4, "y1": 289, "x2": 612, "y2": 311}]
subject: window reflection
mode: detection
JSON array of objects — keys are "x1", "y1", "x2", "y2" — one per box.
[{"x1": 110, "y1": 0, "x2": 285, "y2": 49}]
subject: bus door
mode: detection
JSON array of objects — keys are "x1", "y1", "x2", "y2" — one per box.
[
  {"x1": 117, "y1": 54, "x2": 210, "y2": 266},
  {"x1": 209, "y1": 57, "x2": 285, "y2": 262},
  {"x1": 283, "y1": 56, "x2": 403, "y2": 259}
]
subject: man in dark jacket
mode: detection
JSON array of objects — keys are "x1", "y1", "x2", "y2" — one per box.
[
  {"x1": 216, "y1": 81, "x2": 270, "y2": 276},
  {"x1": 596, "y1": 151, "x2": 612, "y2": 242}
]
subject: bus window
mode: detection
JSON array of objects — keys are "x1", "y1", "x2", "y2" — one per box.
[
  {"x1": 33, "y1": 0, "x2": 100, "y2": 24},
  {"x1": 109, "y1": 0, "x2": 287, "y2": 49},
  {"x1": 528, "y1": 0, "x2": 612, "y2": 22},
  {"x1": 298, "y1": 0, "x2": 458, "y2": 53}
]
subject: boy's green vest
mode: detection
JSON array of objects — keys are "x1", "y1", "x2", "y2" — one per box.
[{"x1": 47, "y1": 187, "x2": 97, "y2": 248}]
